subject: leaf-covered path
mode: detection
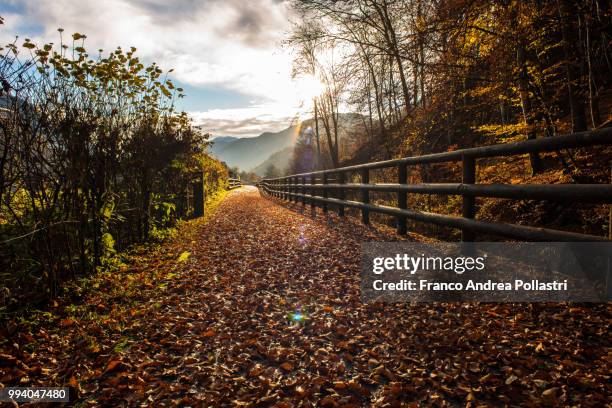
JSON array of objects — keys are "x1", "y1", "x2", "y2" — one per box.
[{"x1": 3, "y1": 187, "x2": 610, "y2": 407}]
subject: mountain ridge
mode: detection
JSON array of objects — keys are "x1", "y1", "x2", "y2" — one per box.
[
  {"x1": 208, "y1": 126, "x2": 298, "y2": 171},
  {"x1": 251, "y1": 146, "x2": 294, "y2": 176},
  {"x1": 208, "y1": 113, "x2": 364, "y2": 174},
  {"x1": 208, "y1": 136, "x2": 239, "y2": 157}
]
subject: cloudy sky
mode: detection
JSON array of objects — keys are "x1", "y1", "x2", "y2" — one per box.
[{"x1": 0, "y1": 0, "x2": 315, "y2": 137}]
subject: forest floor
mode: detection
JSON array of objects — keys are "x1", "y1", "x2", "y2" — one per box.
[{"x1": 1, "y1": 187, "x2": 610, "y2": 407}]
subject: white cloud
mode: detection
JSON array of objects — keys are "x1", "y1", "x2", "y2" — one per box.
[
  {"x1": 1, "y1": 0, "x2": 294, "y2": 94},
  {"x1": 0, "y1": 0, "x2": 320, "y2": 137},
  {"x1": 2, "y1": 0, "x2": 291, "y2": 100},
  {"x1": 189, "y1": 103, "x2": 306, "y2": 137}
]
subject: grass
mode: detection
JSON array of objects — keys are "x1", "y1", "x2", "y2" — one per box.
[{"x1": 2, "y1": 187, "x2": 232, "y2": 336}]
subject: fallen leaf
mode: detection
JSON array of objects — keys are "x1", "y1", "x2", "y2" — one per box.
[
  {"x1": 105, "y1": 360, "x2": 124, "y2": 373},
  {"x1": 505, "y1": 374, "x2": 518, "y2": 385},
  {"x1": 202, "y1": 329, "x2": 216, "y2": 338},
  {"x1": 248, "y1": 366, "x2": 262, "y2": 377},
  {"x1": 177, "y1": 251, "x2": 191, "y2": 262},
  {"x1": 69, "y1": 375, "x2": 78, "y2": 388},
  {"x1": 0, "y1": 354, "x2": 17, "y2": 366}
]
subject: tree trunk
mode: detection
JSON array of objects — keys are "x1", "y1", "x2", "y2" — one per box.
[
  {"x1": 419, "y1": 40, "x2": 426, "y2": 107},
  {"x1": 417, "y1": 0, "x2": 426, "y2": 107},
  {"x1": 585, "y1": 12, "x2": 601, "y2": 127},
  {"x1": 314, "y1": 98, "x2": 322, "y2": 169},
  {"x1": 516, "y1": 43, "x2": 541, "y2": 175},
  {"x1": 413, "y1": 64, "x2": 419, "y2": 108},
  {"x1": 366, "y1": 74, "x2": 374, "y2": 141},
  {"x1": 330, "y1": 93, "x2": 339, "y2": 163},
  {"x1": 374, "y1": 0, "x2": 411, "y2": 112},
  {"x1": 365, "y1": 57, "x2": 386, "y2": 139},
  {"x1": 320, "y1": 100, "x2": 339, "y2": 168},
  {"x1": 557, "y1": 0, "x2": 588, "y2": 132}
]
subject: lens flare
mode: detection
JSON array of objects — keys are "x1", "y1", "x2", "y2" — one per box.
[
  {"x1": 297, "y1": 225, "x2": 308, "y2": 245},
  {"x1": 288, "y1": 309, "x2": 307, "y2": 324},
  {"x1": 294, "y1": 74, "x2": 325, "y2": 105}
]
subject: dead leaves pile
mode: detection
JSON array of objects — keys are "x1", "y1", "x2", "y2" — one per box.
[{"x1": 1, "y1": 187, "x2": 610, "y2": 407}]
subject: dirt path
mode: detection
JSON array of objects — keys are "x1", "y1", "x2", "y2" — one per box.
[{"x1": 3, "y1": 187, "x2": 610, "y2": 406}]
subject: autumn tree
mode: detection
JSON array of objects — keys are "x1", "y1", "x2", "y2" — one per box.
[
  {"x1": 0, "y1": 24, "x2": 227, "y2": 301},
  {"x1": 287, "y1": 0, "x2": 611, "y2": 175}
]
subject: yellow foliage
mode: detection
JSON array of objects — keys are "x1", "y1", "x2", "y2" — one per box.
[{"x1": 177, "y1": 251, "x2": 191, "y2": 262}]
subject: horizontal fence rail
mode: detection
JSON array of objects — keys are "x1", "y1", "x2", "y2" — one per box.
[
  {"x1": 257, "y1": 127, "x2": 612, "y2": 242},
  {"x1": 228, "y1": 178, "x2": 242, "y2": 190}
]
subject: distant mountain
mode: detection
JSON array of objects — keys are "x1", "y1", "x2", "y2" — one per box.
[
  {"x1": 210, "y1": 126, "x2": 298, "y2": 171},
  {"x1": 208, "y1": 136, "x2": 239, "y2": 156},
  {"x1": 211, "y1": 135, "x2": 239, "y2": 143},
  {"x1": 251, "y1": 146, "x2": 294, "y2": 177},
  {"x1": 208, "y1": 113, "x2": 363, "y2": 173}
]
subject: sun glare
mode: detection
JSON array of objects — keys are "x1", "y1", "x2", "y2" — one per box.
[{"x1": 294, "y1": 75, "x2": 325, "y2": 103}]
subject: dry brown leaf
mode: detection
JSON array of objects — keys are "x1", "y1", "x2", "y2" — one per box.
[
  {"x1": 3, "y1": 188, "x2": 609, "y2": 407},
  {"x1": 0, "y1": 354, "x2": 17, "y2": 366},
  {"x1": 505, "y1": 374, "x2": 518, "y2": 385},
  {"x1": 69, "y1": 375, "x2": 79, "y2": 388},
  {"x1": 202, "y1": 329, "x2": 216, "y2": 338},
  {"x1": 105, "y1": 360, "x2": 124, "y2": 373}
]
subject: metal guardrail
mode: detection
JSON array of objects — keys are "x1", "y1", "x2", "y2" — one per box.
[
  {"x1": 258, "y1": 127, "x2": 612, "y2": 242},
  {"x1": 228, "y1": 178, "x2": 242, "y2": 190}
]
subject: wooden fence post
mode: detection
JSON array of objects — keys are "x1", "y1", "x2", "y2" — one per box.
[
  {"x1": 338, "y1": 171, "x2": 345, "y2": 217},
  {"x1": 461, "y1": 155, "x2": 476, "y2": 241},
  {"x1": 608, "y1": 161, "x2": 611, "y2": 299},
  {"x1": 193, "y1": 171, "x2": 205, "y2": 218},
  {"x1": 301, "y1": 176, "x2": 306, "y2": 207},
  {"x1": 361, "y1": 168, "x2": 370, "y2": 225},
  {"x1": 609, "y1": 161, "x2": 611, "y2": 240},
  {"x1": 286, "y1": 178, "x2": 290, "y2": 202},
  {"x1": 397, "y1": 164, "x2": 407, "y2": 234},
  {"x1": 291, "y1": 177, "x2": 297, "y2": 203},
  {"x1": 178, "y1": 188, "x2": 189, "y2": 218},
  {"x1": 322, "y1": 172, "x2": 328, "y2": 213},
  {"x1": 311, "y1": 175, "x2": 316, "y2": 215}
]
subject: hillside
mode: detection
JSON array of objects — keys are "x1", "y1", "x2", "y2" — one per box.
[
  {"x1": 209, "y1": 113, "x2": 364, "y2": 173},
  {"x1": 210, "y1": 126, "x2": 298, "y2": 171},
  {"x1": 251, "y1": 146, "x2": 294, "y2": 176},
  {"x1": 208, "y1": 136, "x2": 239, "y2": 156}
]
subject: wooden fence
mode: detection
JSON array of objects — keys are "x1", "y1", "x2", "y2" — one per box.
[
  {"x1": 228, "y1": 178, "x2": 242, "y2": 190},
  {"x1": 258, "y1": 128, "x2": 612, "y2": 242}
]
